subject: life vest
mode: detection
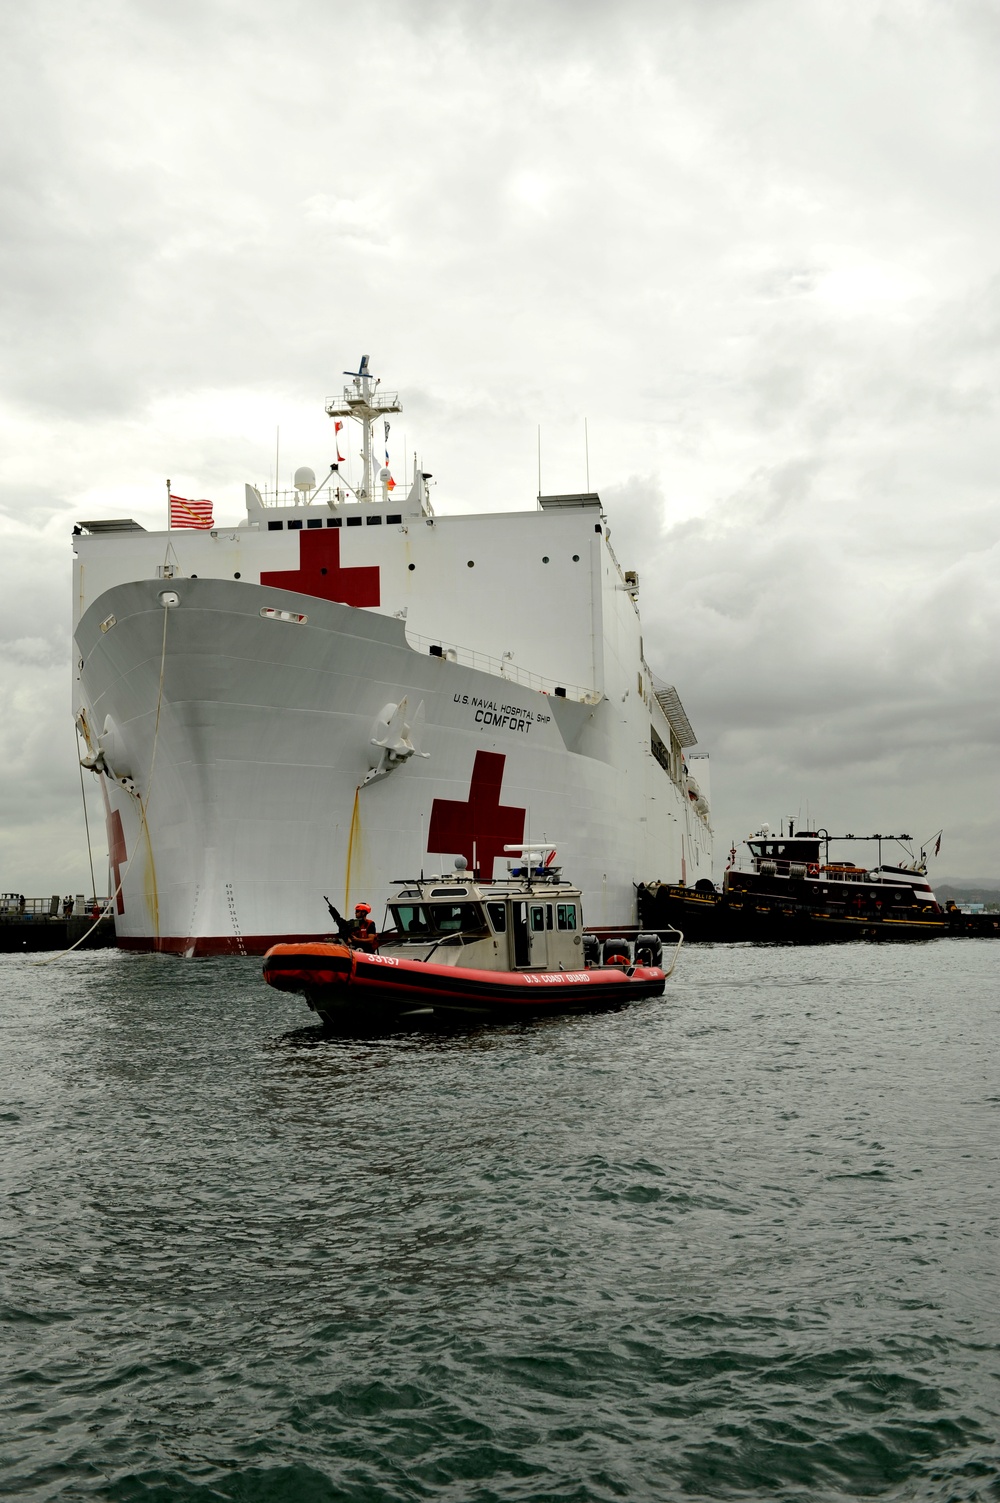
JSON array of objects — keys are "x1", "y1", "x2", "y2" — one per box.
[{"x1": 352, "y1": 917, "x2": 378, "y2": 952}]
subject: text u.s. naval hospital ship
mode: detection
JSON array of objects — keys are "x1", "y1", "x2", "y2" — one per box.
[{"x1": 72, "y1": 359, "x2": 712, "y2": 954}]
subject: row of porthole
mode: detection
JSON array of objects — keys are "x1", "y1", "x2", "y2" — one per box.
[
  {"x1": 405, "y1": 557, "x2": 583, "y2": 572},
  {"x1": 222, "y1": 556, "x2": 580, "y2": 571},
  {"x1": 224, "y1": 557, "x2": 581, "y2": 579},
  {"x1": 460, "y1": 555, "x2": 581, "y2": 568},
  {"x1": 266, "y1": 515, "x2": 403, "y2": 531},
  {"x1": 224, "y1": 553, "x2": 584, "y2": 579},
  {"x1": 259, "y1": 518, "x2": 602, "y2": 540}
]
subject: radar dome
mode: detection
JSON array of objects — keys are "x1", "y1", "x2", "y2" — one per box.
[{"x1": 293, "y1": 466, "x2": 316, "y2": 494}]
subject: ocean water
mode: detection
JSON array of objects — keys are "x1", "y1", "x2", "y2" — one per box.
[{"x1": 1, "y1": 941, "x2": 998, "y2": 1503}]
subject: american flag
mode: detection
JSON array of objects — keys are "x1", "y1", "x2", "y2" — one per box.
[{"x1": 169, "y1": 495, "x2": 214, "y2": 529}]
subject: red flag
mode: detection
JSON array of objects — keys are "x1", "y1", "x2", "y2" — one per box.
[
  {"x1": 169, "y1": 495, "x2": 214, "y2": 529},
  {"x1": 387, "y1": 475, "x2": 396, "y2": 491},
  {"x1": 334, "y1": 420, "x2": 345, "y2": 463}
]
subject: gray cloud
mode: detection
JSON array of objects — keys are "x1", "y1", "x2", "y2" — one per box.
[{"x1": 1, "y1": 0, "x2": 997, "y2": 888}]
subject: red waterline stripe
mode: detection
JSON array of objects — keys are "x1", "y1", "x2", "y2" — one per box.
[{"x1": 116, "y1": 933, "x2": 333, "y2": 958}]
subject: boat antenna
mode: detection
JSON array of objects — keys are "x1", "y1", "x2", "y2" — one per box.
[
  {"x1": 326, "y1": 354, "x2": 401, "y2": 503},
  {"x1": 584, "y1": 417, "x2": 590, "y2": 491},
  {"x1": 921, "y1": 828, "x2": 943, "y2": 863}
]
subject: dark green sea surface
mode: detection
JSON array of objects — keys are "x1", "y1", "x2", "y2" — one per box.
[{"x1": 1, "y1": 943, "x2": 998, "y2": 1502}]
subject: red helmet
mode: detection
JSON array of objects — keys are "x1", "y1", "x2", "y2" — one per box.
[{"x1": 355, "y1": 902, "x2": 371, "y2": 914}]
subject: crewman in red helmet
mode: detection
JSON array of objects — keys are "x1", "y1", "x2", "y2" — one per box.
[{"x1": 351, "y1": 902, "x2": 378, "y2": 952}]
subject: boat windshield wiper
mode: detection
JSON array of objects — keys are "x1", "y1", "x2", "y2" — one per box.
[{"x1": 421, "y1": 930, "x2": 479, "y2": 963}]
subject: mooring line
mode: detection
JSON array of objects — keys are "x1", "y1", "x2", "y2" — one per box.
[{"x1": 34, "y1": 600, "x2": 170, "y2": 966}]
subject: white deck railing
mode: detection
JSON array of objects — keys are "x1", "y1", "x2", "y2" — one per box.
[{"x1": 404, "y1": 630, "x2": 600, "y2": 705}]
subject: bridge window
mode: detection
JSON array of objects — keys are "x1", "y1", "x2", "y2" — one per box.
[
  {"x1": 390, "y1": 902, "x2": 488, "y2": 938},
  {"x1": 650, "y1": 725, "x2": 670, "y2": 774}
]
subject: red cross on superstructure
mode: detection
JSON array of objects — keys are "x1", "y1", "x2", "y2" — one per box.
[
  {"x1": 427, "y1": 750, "x2": 526, "y2": 879},
  {"x1": 107, "y1": 808, "x2": 127, "y2": 915},
  {"x1": 260, "y1": 528, "x2": 380, "y2": 608}
]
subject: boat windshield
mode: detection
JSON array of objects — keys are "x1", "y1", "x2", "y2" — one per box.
[{"x1": 390, "y1": 902, "x2": 490, "y2": 939}]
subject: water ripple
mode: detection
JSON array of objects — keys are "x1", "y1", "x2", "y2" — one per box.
[{"x1": 1, "y1": 943, "x2": 998, "y2": 1500}]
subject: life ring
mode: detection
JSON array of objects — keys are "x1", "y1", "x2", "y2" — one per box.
[{"x1": 806, "y1": 863, "x2": 820, "y2": 878}]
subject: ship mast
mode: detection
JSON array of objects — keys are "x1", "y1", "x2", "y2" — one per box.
[{"x1": 324, "y1": 355, "x2": 402, "y2": 501}]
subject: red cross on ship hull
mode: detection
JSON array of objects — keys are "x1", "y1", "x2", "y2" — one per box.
[
  {"x1": 107, "y1": 808, "x2": 127, "y2": 915},
  {"x1": 260, "y1": 529, "x2": 380, "y2": 607},
  {"x1": 427, "y1": 751, "x2": 526, "y2": 879}
]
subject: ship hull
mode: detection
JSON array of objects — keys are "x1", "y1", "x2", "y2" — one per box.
[
  {"x1": 262, "y1": 941, "x2": 666, "y2": 1020},
  {"x1": 639, "y1": 879, "x2": 949, "y2": 942},
  {"x1": 75, "y1": 578, "x2": 708, "y2": 953}
]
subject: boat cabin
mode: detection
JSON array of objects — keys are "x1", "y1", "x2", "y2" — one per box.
[
  {"x1": 746, "y1": 834, "x2": 824, "y2": 877},
  {"x1": 384, "y1": 869, "x2": 585, "y2": 972}
]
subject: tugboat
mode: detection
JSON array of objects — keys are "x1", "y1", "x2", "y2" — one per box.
[
  {"x1": 264, "y1": 847, "x2": 681, "y2": 1022},
  {"x1": 639, "y1": 825, "x2": 948, "y2": 942}
]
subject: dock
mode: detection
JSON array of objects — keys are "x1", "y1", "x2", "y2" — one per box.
[{"x1": 0, "y1": 895, "x2": 117, "y2": 953}]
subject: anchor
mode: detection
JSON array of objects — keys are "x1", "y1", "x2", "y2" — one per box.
[{"x1": 361, "y1": 696, "x2": 429, "y2": 787}]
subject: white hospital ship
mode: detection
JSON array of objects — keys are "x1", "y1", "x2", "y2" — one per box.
[{"x1": 72, "y1": 359, "x2": 712, "y2": 954}]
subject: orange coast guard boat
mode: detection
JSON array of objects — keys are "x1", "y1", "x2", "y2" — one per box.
[{"x1": 263, "y1": 848, "x2": 682, "y2": 1023}]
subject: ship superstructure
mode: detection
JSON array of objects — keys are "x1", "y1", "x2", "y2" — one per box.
[{"x1": 72, "y1": 359, "x2": 712, "y2": 954}]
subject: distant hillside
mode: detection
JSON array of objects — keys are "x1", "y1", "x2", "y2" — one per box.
[{"x1": 937, "y1": 884, "x2": 1000, "y2": 906}]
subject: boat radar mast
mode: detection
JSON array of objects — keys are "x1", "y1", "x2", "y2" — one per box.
[{"x1": 325, "y1": 355, "x2": 402, "y2": 502}]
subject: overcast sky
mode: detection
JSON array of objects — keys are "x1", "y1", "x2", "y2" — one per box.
[{"x1": 1, "y1": 0, "x2": 997, "y2": 894}]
